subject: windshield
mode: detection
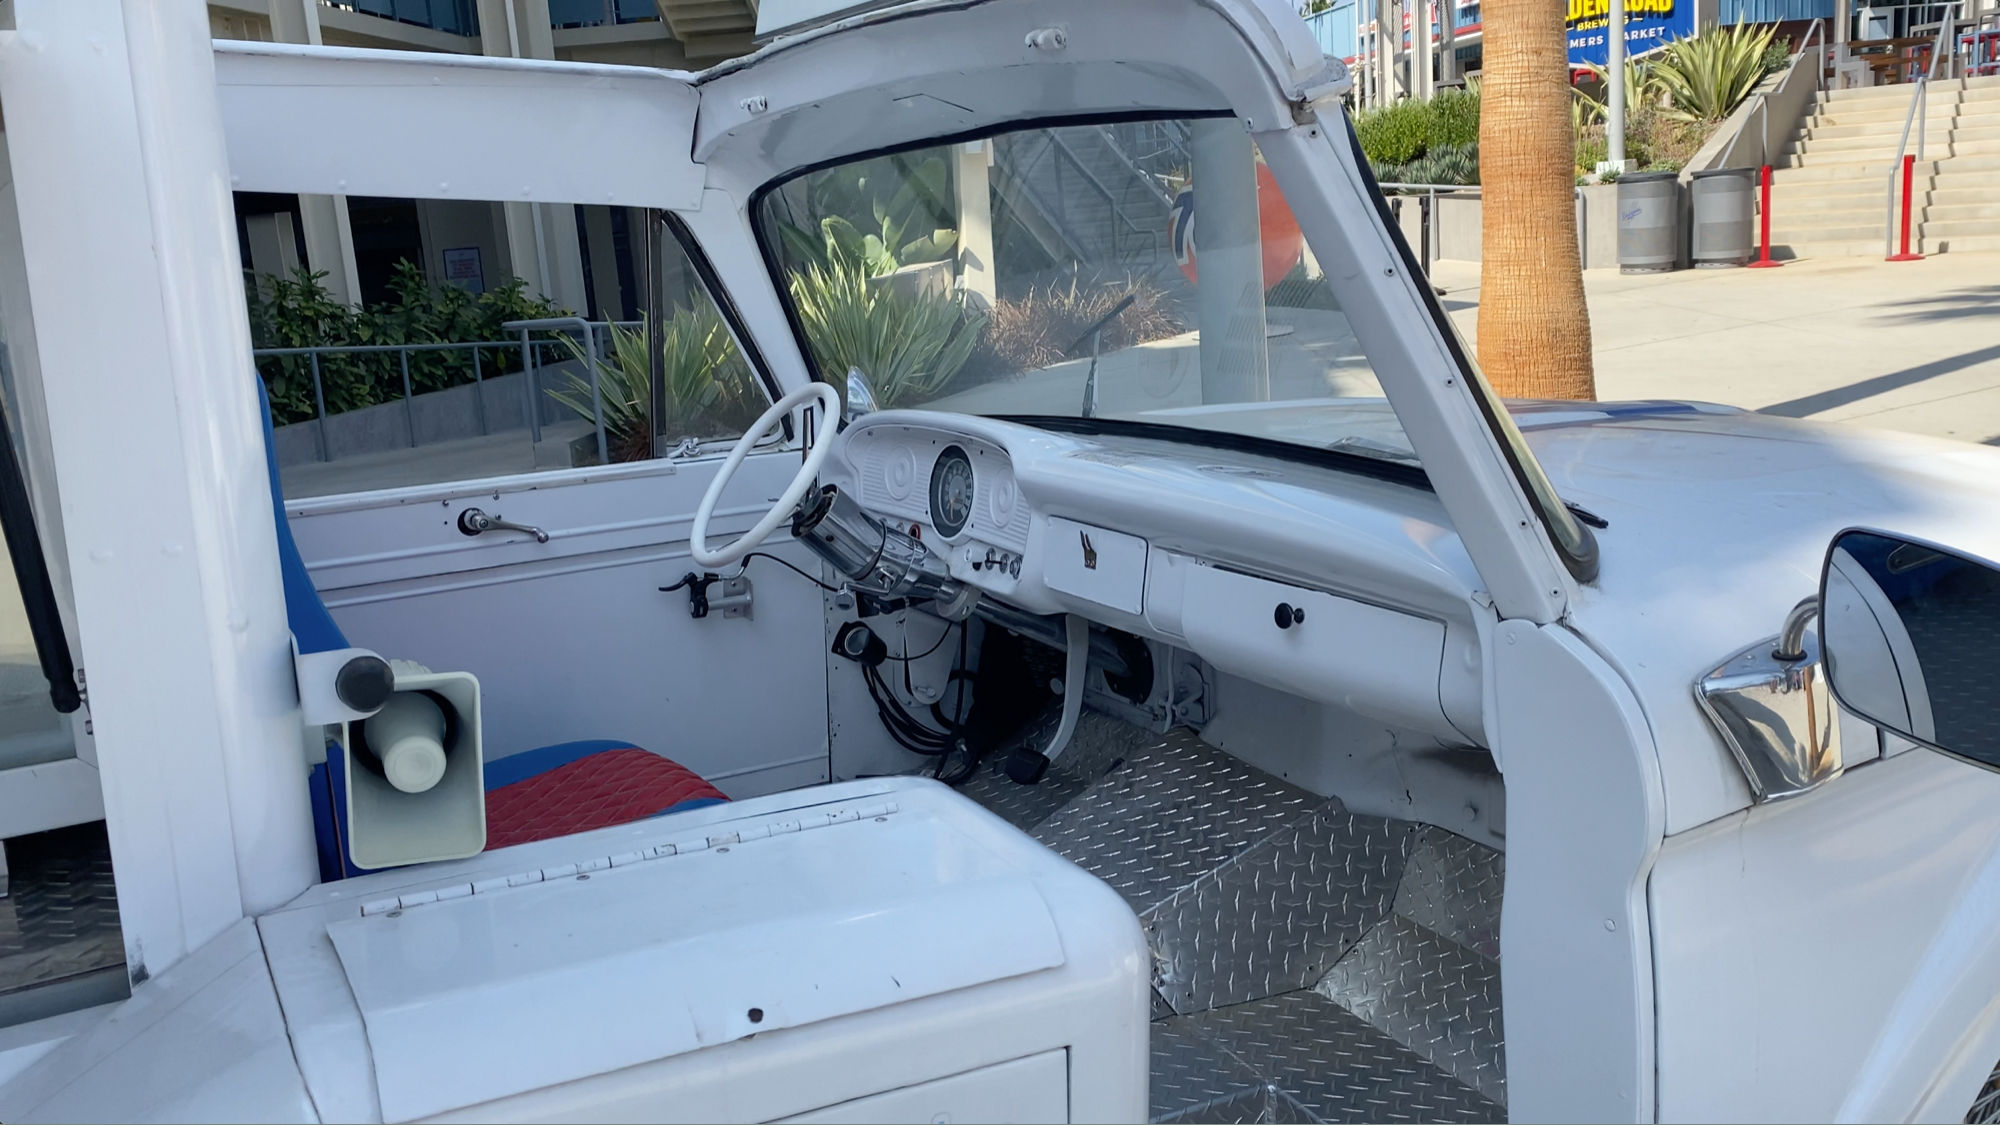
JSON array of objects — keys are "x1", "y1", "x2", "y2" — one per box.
[{"x1": 753, "y1": 116, "x2": 1421, "y2": 475}]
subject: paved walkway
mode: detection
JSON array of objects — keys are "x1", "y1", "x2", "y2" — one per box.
[{"x1": 1430, "y1": 253, "x2": 2000, "y2": 446}]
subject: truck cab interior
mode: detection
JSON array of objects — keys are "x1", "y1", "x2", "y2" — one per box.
[{"x1": 0, "y1": 2, "x2": 1631, "y2": 1120}]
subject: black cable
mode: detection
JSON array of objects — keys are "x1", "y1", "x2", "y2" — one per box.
[
  {"x1": 882, "y1": 619, "x2": 959, "y2": 663},
  {"x1": 739, "y1": 551, "x2": 841, "y2": 592}
]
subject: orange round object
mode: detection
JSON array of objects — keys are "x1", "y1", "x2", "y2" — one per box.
[{"x1": 1172, "y1": 163, "x2": 1307, "y2": 291}]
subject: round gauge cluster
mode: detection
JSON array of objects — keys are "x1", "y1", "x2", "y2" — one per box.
[{"x1": 928, "y1": 445, "x2": 976, "y2": 539}]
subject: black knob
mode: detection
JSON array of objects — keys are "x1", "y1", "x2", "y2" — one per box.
[
  {"x1": 335, "y1": 655, "x2": 395, "y2": 713},
  {"x1": 1274, "y1": 603, "x2": 1305, "y2": 629}
]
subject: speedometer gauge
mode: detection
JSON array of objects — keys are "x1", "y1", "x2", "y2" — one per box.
[{"x1": 928, "y1": 446, "x2": 975, "y2": 539}]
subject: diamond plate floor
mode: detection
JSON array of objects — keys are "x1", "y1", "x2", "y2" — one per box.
[
  {"x1": 963, "y1": 717, "x2": 1507, "y2": 1123},
  {"x1": 0, "y1": 822, "x2": 126, "y2": 1025}
]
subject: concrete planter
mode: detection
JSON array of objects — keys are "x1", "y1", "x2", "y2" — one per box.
[{"x1": 1398, "y1": 184, "x2": 1619, "y2": 270}]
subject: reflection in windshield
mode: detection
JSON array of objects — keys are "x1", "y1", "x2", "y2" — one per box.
[{"x1": 755, "y1": 118, "x2": 1416, "y2": 470}]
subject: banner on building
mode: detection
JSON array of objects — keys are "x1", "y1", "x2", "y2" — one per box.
[{"x1": 1566, "y1": 0, "x2": 1694, "y2": 67}]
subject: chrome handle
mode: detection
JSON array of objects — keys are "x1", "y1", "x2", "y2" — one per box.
[{"x1": 457, "y1": 507, "x2": 549, "y2": 544}]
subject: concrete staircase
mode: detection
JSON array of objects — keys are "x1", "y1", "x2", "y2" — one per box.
[
  {"x1": 1770, "y1": 74, "x2": 2000, "y2": 258},
  {"x1": 992, "y1": 124, "x2": 1180, "y2": 270}
]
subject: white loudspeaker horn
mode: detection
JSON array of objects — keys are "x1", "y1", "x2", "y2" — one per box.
[{"x1": 342, "y1": 662, "x2": 486, "y2": 869}]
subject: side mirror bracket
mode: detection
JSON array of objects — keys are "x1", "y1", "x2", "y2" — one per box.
[{"x1": 1695, "y1": 595, "x2": 1844, "y2": 804}]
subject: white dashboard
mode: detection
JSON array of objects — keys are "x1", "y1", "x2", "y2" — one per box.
[{"x1": 823, "y1": 411, "x2": 1492, "y2": 749}]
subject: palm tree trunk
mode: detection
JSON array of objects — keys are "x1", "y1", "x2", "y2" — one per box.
[{"x1": 1478, "y1": 0, "x2": 1596, "y2": 400}]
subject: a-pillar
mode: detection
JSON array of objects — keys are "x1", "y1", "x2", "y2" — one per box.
[
  {"x1": 1188, "y1": 120, "x2": 1268, "y2": 405},
  {"x1": 266, "y1": 0, "x2": 363, "y2": 305},
  {"x1": 954, "y1": 140, "x2": 996, "y2": 313},
  {"x1": 478, "y1": 0, "x2": 592, "y2": 316}
]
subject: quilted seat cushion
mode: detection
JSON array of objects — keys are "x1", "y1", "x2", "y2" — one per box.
[{"x1": 485, "y1": 744, "x2": 727, "y2": 850}]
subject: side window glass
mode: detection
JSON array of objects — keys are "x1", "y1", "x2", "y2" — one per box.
[{"x1": 239, "y1": 196, "x2": 768, "y2": 500}]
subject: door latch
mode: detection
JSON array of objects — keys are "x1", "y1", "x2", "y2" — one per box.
[{"x1": 661, "y1": 572, "x2": 754, "y2": 620}]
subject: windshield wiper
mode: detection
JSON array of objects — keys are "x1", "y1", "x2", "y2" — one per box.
[{"x1": 1070, "y1": 293, "x2": 1137, "y2": 419}]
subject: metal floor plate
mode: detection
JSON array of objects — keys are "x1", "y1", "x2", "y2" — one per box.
[
  {"x1": 958, "y1": 715, "x2": 1507, "y2": 1122},
  {"x1": 1173, "y1": 991, "x2": 1505, "y2": 1124},
  {"x1": 1028, "y1": 726, "x2": 1322, "y2": 915},
  {"x1": 0, "y1": 823, "x2": 125, "y2": 1019}
]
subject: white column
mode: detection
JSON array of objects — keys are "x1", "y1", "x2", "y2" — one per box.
[
  {"x1": 1415, "y1": 0, "x2": 1435, "y2": 98},
  {"x1": 954, "y1": 141, "x2": 996, "y2": 313},
  {"x1": 1189, "y1": 120, "x2": 1269, "y2": 405},
  {"x1": 1440, "y1": 0, "x2": 1459, "y2": 84},
  {"x1": 2, "y1": 0, "x2": 321, "y2": 970},
  {"x1": 1607, "y1": 0, "x2": 1627, "y2": 171},
  {"x1": 1382, "y1": 0, "x2": 1405, "y2": 99},
  {"x1": 478, "y1": 0, "x2": 589, "y2": 313}
]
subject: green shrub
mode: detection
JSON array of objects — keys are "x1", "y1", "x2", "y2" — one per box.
[
  {"x1": 548, "y1": 298, "x2": 759, "y2": 463},
  {"x1": 1406, "y1": 142, "x2": 1480, "y2": 186},
  {"x1": 1428, "y1": 87, "x2": 1482, "y2": 149},
  {"x1": 1652, "y1": 20, "x2": 1779, "y2": 121},
  {"x1": 788, "y1": 256, "x2": 986, "y2": 409},
  {"x1": 1575, "y1": 131, "x2": 1610, "y2": 176},
  {"x1": 1355, "y1": 99, "x2": 1432, "y2": 166},
  {"x1": 247, "y1": 261, "x2": 567, "y2": 425}
]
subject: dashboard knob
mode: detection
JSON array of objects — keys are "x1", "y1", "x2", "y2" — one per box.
[{"x1": 1274, "y1": 603, "x2": 1305, "y2": 629}]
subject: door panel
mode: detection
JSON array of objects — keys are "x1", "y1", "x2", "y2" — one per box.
[{"x1": 292, "y1": 454, "x2": 829, "y2": 798}]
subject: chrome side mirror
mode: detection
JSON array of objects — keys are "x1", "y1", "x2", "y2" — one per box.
[
  {"x1": 1820, "y1": 529, "x2": 2000, "y2": 772},
  {"x1": 844, "y1": 367, "x2": 878, "y2": 425}
]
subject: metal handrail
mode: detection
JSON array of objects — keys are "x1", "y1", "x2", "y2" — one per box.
[
  {"x1": 1797, "y1": 17, "x2": 1828, "y2": 90},
  {"x1": 252, "y1": 320, "x2": 636, "y2": 464},
  {"x1": 1884, "y1": 75, "x2": 1929, "y2": 256},
  {"x1": 504, "y1": 317, "x2": 605, "y2": 465},
  {"x1": 1878, "y1": 3, "x2": 1960, "y2": 255}
]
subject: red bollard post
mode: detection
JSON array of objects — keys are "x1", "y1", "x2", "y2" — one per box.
[
  {"x1": 1747, "y1": 164, "x2": 1782, "y2": 268},
  {"x1": 1887, "y1": 153, "x2": 1925, "y2": 262}
]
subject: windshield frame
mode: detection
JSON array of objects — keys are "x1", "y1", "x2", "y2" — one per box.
[{"x1": 746, "y1": 108, "x2": 1598, "y2": 584}]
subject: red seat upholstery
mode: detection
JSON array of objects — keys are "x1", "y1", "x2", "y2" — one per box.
[{"x1": 485, "y1": 747, "x2": 727, "y2": 850}]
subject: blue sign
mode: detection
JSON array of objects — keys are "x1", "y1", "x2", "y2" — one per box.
[{"x1": 1566, "y1": 0, "x2": 1694, "y2": 67}]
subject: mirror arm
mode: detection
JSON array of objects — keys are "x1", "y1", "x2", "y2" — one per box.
[{"x1": 1773, "y1": 596, "x2": 1820, "y2": 662}]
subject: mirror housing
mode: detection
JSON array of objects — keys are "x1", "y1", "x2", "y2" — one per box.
[
  {"x1": 1819, "y1": 529, "x2": 2000, "y2": 772},
  {"x1": 844, "y1": 367, "x2": 878, "y2": 426}
]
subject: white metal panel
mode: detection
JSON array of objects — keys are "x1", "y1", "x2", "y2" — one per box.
[
  {"x1": 0, "y1": 0, "x2": 322, "y2": 979},
  {"x1": 1651, "y1": 749, "x2": 2000, "y2": 1123},
  {"x1": 0, "y1": 758, "x2": 102, "y2": 839},
  {"x1": 1180, "y1": 562, "x2": 1452, "y2": 741},
  {"x1": 256, "y1": 781, "x2": 1145, "y2": 1124},
  {"x1": 290, "y1": 453, "x2": 831, "y2": 791},
  {"x1": 0, "y1": 919, "x2": 313, "y2": 1123},
  {"x1": 1493, "y1": 620, "x2": 1663, "y2": 1122},
  {"x1": 213, "y1": 44, "x2": 704, "y2": 209},
  {"x1": 331, "y1": 809, "x2": 1065, "y2": 1122},
  {"x1": 777, "y1": 1049, "x2": 1068, "y2": 1124},
  {"x1": 1042, "y1": 518, "x2": 1147, "y2": 617}
]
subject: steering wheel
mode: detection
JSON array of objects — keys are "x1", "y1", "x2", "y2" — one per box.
[{"x1": 690, "y1": 381, "x2": 843, "y2": 569}]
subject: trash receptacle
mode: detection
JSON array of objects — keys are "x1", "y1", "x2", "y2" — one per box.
[
  {"x1": 1617, "y1": 172, "x2": 1681, "y2": 273},
  {"x1": 1689, "y1": 167, "x2": 1756, "y2": 268}
]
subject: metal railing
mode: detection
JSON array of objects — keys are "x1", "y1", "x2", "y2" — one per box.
[
  {"x1": 1737, "y1": 18, "x2": 1829, "y2": 170},
  {"x1": 547, "y1": 0, "x2": 660, "y2": 28},
  {"x1": 251, "y1": 320, "x2": 636, "y2": 464},
  {"x1": 1882, "y1": 9, "x2": 1959, "y2": 255}
]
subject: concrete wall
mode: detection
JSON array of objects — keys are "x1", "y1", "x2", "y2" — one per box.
[{"x1": 1415, "y1": 185, "x2": 1618, "y2": 270}]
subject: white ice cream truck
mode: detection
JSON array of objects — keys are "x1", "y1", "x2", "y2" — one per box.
[{"x1": 0, "y1": 0, "x2": 1995, "y2": 1121}]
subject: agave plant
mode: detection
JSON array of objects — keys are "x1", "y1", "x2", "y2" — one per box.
[
  {"x1": 1581, "y1": 56, "x2": 1669, "y2": 115},
  {"x1": 1651, "y1": 20, "x2": 1779, "y2": 122},
  {"x1": 788, "y1": 255, "x2": 986, "y2": 409},
  {"x1": 548, "y1": 300, "x2": 754, "y2": 463}
]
